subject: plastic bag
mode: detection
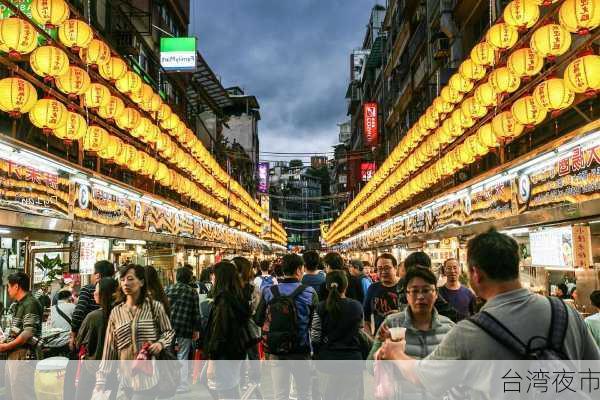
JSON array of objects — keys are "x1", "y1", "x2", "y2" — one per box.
[{"x1": 374, "y1": 360, "x2": 396, "y2": 400}]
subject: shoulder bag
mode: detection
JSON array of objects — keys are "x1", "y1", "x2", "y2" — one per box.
[{"x1": 149, "y1": 301, "x2": 181, "y2": 397}]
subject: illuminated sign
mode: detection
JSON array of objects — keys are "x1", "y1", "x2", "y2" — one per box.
[
  {"x1": 360, "y1": 162, "x2": 376, "y2": 182},
  {"x1": 258, "y1": 162, "x2": 269, "y2": 193},
  {"x1": 160, "y1": 37, "x2": 197, "y2": 72},
  {"x1": 363, "y1": 102, "x2": 378, "y2": 146},
  {"x1": 530, "y1": 227, "x2": 573, "y2": 268}
]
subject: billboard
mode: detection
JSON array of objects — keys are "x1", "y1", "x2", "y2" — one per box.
[
  {"x1": 160, "y1": 37, "x2": 197, "y2": 72},
  {"x1": 257, "y1": 162, "x2": 269, "y2": 193},
  {"x1": 363, "y1": 102, "x2": 378, "y2": 146},
  {"x1": 360, "y1": 162, "x2": 376, "y2": 182}
]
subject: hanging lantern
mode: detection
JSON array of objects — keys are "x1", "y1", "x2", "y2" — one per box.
[
  {"x1": 441, "y1": 86, "x2": 463, "y2": 104},
  {"x1": 98, "y1": 135, "x2": 122, "y2": 161},
  {"x1": 477, "y1": 123, "x2": 500, "y2": 148},
  {"x1": 83, "y1": 125, "x2": 109, "y2": 153},
  {"x1": 157, "y1": 103, "x2": 172, "y2": 121},
  {"x1": 452, "y1": 108, "x2": 475, "y2": 128},
  {"x1": 0, "y1": 77, "x2": 38, "y2": 117},
  {"x1": 461, "y1": 96, "x2": 487, "y2": 119},
  {"x1": 154, "y1": 163, "x2": 170, "y2": 185},
  {"x1": 442, "y1": 117, "x2": 464, "y2": 139},
  {"x1": 433, "y1": 97, "x2": 453, "y2": 115},
  {"x1": 487, "y1": 23, "x2": 519, "y2": 50},
  {"x1": 98, "y1": 57, "x2": 128, "y2": 82},
  {"x1": 564, "y1": 54, "x2": 600, "y2": 94},
  {"x1": 458, "y1": 142, "x2": 476, "y2": 165},
  {"x1": 57, "y1": 19, "x2": 93, "y2": 51},
  {"x1": 492, "y1": 111, "x2": 525, "y2": 141},
  {"x1": 511, "y1": 95, "x2": 548, "y2": 126},
  {"x1": 116, "y1": 107, "x2": 141, "y2": 131},
  {"x1": 131, "y1": 117, "x2": 151, "y2": 139},
  {"x1": 123, "y1": 145, "x2": 141, "y2": 172},
  {"x1": 171, "y1": 120, "x2": 188, "y2": 140},
  {"x1": 0, "y1": 18, "x2": 38, "y2": 59},
  {"x1": 559, "y1": 0, "x2": 600, "y2": 35},
  {"x1": 30, "y1": 46, "x2": 69, "y2": 83},
  {"x1": 424, "y1": 106, "x2": 439, "y2": 129},
  {"x1": 507, "y1": 48, "x2": 544, "y2": 78},
  {"x1": 97, "y1": 96, "x2": 125, "y2": 121},
  {"x1": 459, "y1": 58, "x2": 486, "y2": 81},
  {"x1": 115, "y1": 143, "x2": 133, "y2": 167},
  {"x1": 31, "y1": 0, "x2": 70, "y2": 29},
  {"x1": 141, "y1": 124, "x2": 160, "y2": 144},
  {"x1": 533, "y1": 78, "x2": 575, "y2": 111},
  {"x1": 142, "y1": 92, "x2": 162, "y2": 113},
  {"x1": 158, "y1": 134, "x2": 175, "y2": 159},
  {"x1": 489, "y1": 67, "x2": 521, "y2": 94},
  {"x1": 466, "y1": 135, "x2": 489, "y2": 158},
  {"x1": 55, "y1": 66, "x2": 91, "y2": 99},
  {"x1": 83, "y1": 83, "x2": 111, "y2": 109},
  {"x1": 504, "y1": 0, "x2": 540, "y2": 30},
  {"x1": 474, "y1": 82, "x2": 499, "y2": 107},
  {"x1": 161, "y1": 113, "x2": 180, "y2": 131},
  {"x1": 182, "y1": 129, "x2": 197, "y2": 149},
  {"x1": 53, "y1": 111, "x2": 87, "y2": 144},
  {"x1": 79, "y1": 39, "x2": 111, "y2": 68},
  {"x1": 115, "y1": 71, "x2": 142, "y2": 94},
  {"x1": 471, "y1": 42, "x2": 497, "y2": 66},
  {"x1": 530, "y1": 24, "x2": 572, "y2": 59},
  {"x1": 29, "y1": 98, "x2": 68, "y2": 134},
  {"x1": 138, "y1": 151, "x2": 158, "y2": 177},
  {"x1": 449, "y1": 73, "x2": 475, "y2": 93}
]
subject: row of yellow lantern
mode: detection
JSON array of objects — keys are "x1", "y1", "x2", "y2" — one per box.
[
  {"x1": 0, "y1": 10, "x2": 265, "y2": 223},
  {"x1": 326, "y1": 0, "x2": 600, "y2": 244}
]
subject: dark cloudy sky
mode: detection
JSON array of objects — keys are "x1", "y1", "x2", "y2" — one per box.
[{"x1": 190, "y1": 1, "x2": 380, "y2": 161}]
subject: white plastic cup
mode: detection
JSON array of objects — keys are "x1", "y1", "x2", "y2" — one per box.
[{"x1": 389, "y1": 327, "x2": 406, "y2": 342}]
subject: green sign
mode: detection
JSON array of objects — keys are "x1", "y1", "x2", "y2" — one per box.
[{"x1": 160, "y1": 37, "x2": 197, "y2": 72}]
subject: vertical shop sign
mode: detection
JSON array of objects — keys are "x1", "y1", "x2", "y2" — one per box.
[
  {"x1": 257, "y1": 162, "x2": 269, "y2": 193},
  {"x1": 69, "y1": 234, "x2": 80, "y2": 273},
  {"x1": 363, "y1": 102, "x2": 378, "y2": 146},
  {"x1": 572, "y1": 225, "x2": 593, "y2": 269}
]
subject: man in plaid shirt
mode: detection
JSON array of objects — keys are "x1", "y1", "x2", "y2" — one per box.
[{"x1": 166, "y1": 267, "x2": 201, "y2": 394}]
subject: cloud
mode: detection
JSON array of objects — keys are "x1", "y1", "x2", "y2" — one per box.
[{"x1": 190, "y1": 1, "x2": 376, "y2": 156}]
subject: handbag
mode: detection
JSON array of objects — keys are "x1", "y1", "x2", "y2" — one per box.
[{"x1": 149, "y1": 302, "x2": 181, "y2": 397}]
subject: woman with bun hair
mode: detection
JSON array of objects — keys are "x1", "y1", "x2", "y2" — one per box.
[{"x1": 310, "y1": 270, "x2": 364, "y2": 400}]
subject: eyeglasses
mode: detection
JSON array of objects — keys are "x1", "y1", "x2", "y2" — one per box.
[
  {"x1": 377, "y1": 266, "x2": 395, "y2": 272},
  {"x1": 406, "y1": 287, "x2": 436, "y2": 297}
]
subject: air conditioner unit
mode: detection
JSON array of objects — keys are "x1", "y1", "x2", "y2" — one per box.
[{"x1": 432, "y1": 37, "x2": 450, "y2": 59}]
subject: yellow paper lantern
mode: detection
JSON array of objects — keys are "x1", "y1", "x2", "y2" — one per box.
[
  {"x1": 142, "y1": 93, "x2": 162, "y2": 113},
  {"x1": 442, "y1": 117, "x2": 464, "y2": 139},
  {"x1": 141, "y1": 124, "x2": 160, "y2": 144},
  {"x1": 79, "y1": 39, "x2": 111, "y2": 67},
  {"x1": 55, "y1": 66, "x2": 91, "y2": 98},
  {"x1": 533, "y1": 78, "x2": 575, "y2": 111},
  {"x1": 504, "y1": 0, "x2": 540, "y2": 30},
  {"x1": 119, "y1": 145, "x2": 140, "y2": 172},
  {"x1": 474, "y1": 82, "x2": 499, "y2": 107},
  {"x1": 492, "y1": 111, "x2": 525, "y2": 141},
  {"x1": 29, "y1": 99, "x2": 68, "y2": 134},
  {"x1": 115, "y1": 71, "x2": 142, "y2": 94},
  {"x1": 0, "y1": 18, "x2": 38, "y2": 58},
  {"x1": 83, "y1": 125, "x2": 108, "y2": 153},
  {"x1": 461, "y1": 96, "x2": 487, "y2": 119},
  {"x1": 53, "y1": 111, "x2": 87, "y2": 143},
  {"x1": 458, "y1": 142, "x2": 476, "y2": 165},
  {"x1": 131, "y1": 83, "x2": 153, "y2": 105},
  {"x1": 98, "y1": 135, "x2": 122, "y2": 161},
  {"x1": 116, "y1": 107, "x2": 141, "y2": 131},
  {"x1": 30, "y1": 46, "x2": 69, "y2": 82},
  {"x1": 171, "y1": 120, "x2": 188, "y2": 140},
  {"x1": 131, "y1": 117, "x2": 151, "y2": 139},
  {"x1": 466, "y1": 135, "x2": 489, "y2": 158},
  {"x1": 559, "y1": 0, "x2": 600, "y2": 34},
  {"x1": 530, "y1": 24, "x2": 572, "y2": 58},
  {"x1": 97, "y1": 96, "x2": 125, "y2": 121},
  {"x1": 182, "y1": 129, "x2": 197, "y2": 149},
  {"x1": 471, "y1": 42, "x2": 497, "y2": 66},
  {"x1": 154, "y1": 163, "x2": 170, "y2": 184},
  {"x1": 459, "y1": 59, "x2": 486, "y2": 81},
  {"x1": 449, "y1": 73, "x2": 475, "y2": 93},
  {"x1": 487, "y1": 23, "x2": 519, "y2": 50},
  {"x1": 564, "y1": 54, "x2": 600, "y2": 93},
  {"x1": 115, "y1": 143, "x2": 133, "y2": 166},
  {"x1": 507, "y1": 48, "x2": 544, "y2": 77},
  {"x1": 138, "y1": 151, "x2": 158, "y2": 177},
  {"x1": 433, "y1": 97, "x2": 453, "y2": 114},
  {"x1": 83, "y1": 83, "x2": 111, "y2": 109},
  {"x1": 0, "y1": 77, "x2": 38, "y2": 117},
  {"x1": 157, "y1": 103, "x2": 172, "y2": 121},
  {"x1": 31, "y1": 0, "x2": 70, "y2": 28},
  {"x1": 511, "y1": 95, "x2": 547, "y2": 126},
  {"x1": 441, "y1": 86, "x2": 463, "y2": 104},
  {"x1": 452, "y1": 108, "x2": 475, "y2": 128},
  {"x1": 157, "y1": 134, "x2": 175, "y2": 159},
  {"x1": 489, "y1": 67, "x2": 521, "y2": 94},
  {"x1": 477, "y1": 123, "x2": 500, "y2": 148},
  {"x1": 57, "y1": 19, "x2": 93, "y2": 51},
  {"x1": 98, "y1": 57, "x2": 128, "y2": 82},
  {"x1": 161, "y1": 113, "x2": 180, "y2": 131}
]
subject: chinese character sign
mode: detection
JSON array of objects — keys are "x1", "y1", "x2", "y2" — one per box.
[
  {"x1": 363, "y1": 102, "x2": 378, "y2": 146},
  {"x1": 360, "y1": 162, "x2": 376, "y2": 182},
  {"x1": 572, "y1": 225, "x2": 593, "y2": 268},
  {"x1": 257, "y1": 162, "x2": 269, "y2": 193}
]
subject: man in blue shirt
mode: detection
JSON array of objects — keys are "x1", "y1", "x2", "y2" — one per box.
[{"x1": 301, "y1": 250, "x2": 325, "y2": 298}]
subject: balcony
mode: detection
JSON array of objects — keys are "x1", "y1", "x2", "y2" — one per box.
[{"x1": 407, "y1": 21, "x2": 426, "y2": 61}]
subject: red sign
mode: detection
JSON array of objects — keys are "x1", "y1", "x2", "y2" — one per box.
[
  {"x1": 363, "y1": 102, "x2": 378, "y2": 146},
  {"x1": 361, "y1": 162, "x2": 376, "y2": 182}
]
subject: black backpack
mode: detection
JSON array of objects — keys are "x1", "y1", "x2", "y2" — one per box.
[
  {"x1": 262, "y1": 285, "x2": 307, "y2": 355},
  {"x1": 468, "y1": 296, "x2": 569, "y2": 360}
]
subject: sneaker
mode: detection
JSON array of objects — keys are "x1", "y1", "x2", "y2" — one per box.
[{"x1": 176, "y1": 387, "x2": 191, "y2": 394}]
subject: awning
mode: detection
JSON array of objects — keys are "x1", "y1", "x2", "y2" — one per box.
[{"x1": 365, "y1": 34, "x2": 386, "y2": 69}]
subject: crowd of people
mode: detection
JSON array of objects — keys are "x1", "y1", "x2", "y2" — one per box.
[{"x1": 0, "y1": 228, "x2": 598, "y2": 400}]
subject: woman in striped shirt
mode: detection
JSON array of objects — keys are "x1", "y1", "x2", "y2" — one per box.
[{"x1": 95, "y1": 264, "x2": 174, "y2": 399}]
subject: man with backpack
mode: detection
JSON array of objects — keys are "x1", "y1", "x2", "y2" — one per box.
[
  {"x1": 253, "y1": 260, "x2": 277, "y2": 304},
  {"x1": 376, "y1": 229, "x2": 599, "y2": 396},
  {"x1": 255, "y1": 254, "x2": 319, "y2": 400}
]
